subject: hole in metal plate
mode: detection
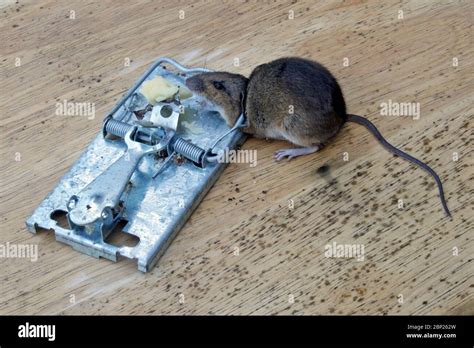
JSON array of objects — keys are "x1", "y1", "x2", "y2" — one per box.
[
  {"x1": 50, "y1": 209, "x2": 70, "y2": 230},
  {"x1": 160, "y1": 104, "x2": 173, "y2": 118},
  {"x1": 105, "y1": 219, "x2": 140, "y2": 247}
]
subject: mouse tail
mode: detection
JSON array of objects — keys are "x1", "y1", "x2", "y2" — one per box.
[{"x1": 346, "y1": 114, "x2": 451, "y2": 217}]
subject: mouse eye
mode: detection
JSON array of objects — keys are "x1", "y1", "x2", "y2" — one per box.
[{"x1": 213, "y1": 81, "x2": 226, "y2": 91}]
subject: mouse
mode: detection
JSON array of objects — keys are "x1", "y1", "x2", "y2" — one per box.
[{"x1": 185, "y1": 57, "x2": 451, "y2": 217}]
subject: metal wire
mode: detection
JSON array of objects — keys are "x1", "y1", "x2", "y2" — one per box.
[{"x1": 209, "y1": 113, "x2": 247, "y2": 152}]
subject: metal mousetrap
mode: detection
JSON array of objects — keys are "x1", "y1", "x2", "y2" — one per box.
[{"x1": 26, "y1": 58, "x2": 247, "y2": 272}]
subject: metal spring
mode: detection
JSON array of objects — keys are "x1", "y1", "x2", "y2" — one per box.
[
  {"x1": 104, "y1": 118, "x2": 133, "y2": 138},
  {"x1": 172, "y1": 137, "x2": 205, "y2": 164},
  {"x1": 104, "y1": 117, "x2": 207, "y2": 165}
]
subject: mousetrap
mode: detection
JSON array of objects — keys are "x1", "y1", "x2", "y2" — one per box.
[{"x1": 26, "y1": 57, "x2": 247, "y2": 272}]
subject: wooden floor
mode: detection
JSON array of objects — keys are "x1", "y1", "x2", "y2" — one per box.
[{"x1": 0, "y1": 0, "x2": 472, "y2": 315}]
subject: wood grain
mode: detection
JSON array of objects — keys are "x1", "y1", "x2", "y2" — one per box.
[{"x1": 0, "y1": 0, "x2": 472, "y2": 315}]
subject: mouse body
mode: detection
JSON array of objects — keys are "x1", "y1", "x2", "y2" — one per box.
[
  {"x1": 185, "y1": 57, "x2": 451, "y2": 216},
  {"x1": 245, "y1": 57, "x2": 346, "y2": 148},
  {"x1": 186, "y1": 58, "x2": 345, "y2": 153}
]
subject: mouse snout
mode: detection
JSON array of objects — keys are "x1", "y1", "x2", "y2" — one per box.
[{"x1": 185, "y1": 76, "x2": 205, "y2": 93}]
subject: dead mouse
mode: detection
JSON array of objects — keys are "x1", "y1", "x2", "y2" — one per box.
[{"x1": 185, "y1": 57, "x2": 451, "y2": 217}]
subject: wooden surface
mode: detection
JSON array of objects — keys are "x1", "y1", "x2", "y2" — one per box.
[{"x1": 0, "y1": 0, "x2": 472, "y2": 315}]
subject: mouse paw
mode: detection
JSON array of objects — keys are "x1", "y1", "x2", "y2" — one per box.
[{"x1": 274, "y1": 146, "x2": 321, "y2": 161}]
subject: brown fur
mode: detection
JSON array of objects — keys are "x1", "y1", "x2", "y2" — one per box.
[
  {"x1": 185, "y1": 57, "x2": 346, "y2": 148},
  {"x1": 185, "y1": 71, "x2": 248, "y2": 126}
]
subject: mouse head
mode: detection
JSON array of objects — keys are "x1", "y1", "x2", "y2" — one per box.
[{"x1": 185, "y1": 72, "x2": 248, "y2": 126}]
